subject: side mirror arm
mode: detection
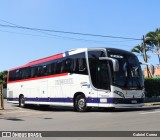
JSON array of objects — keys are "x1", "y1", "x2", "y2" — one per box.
[
  {"x1": 99, "y1": 57, "x2": 119, "y2": 72},
  {"x1": 140, "y1": 62, "x2": 154, "y2": 75}
]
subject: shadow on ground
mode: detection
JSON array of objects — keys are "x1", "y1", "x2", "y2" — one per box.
[{"x1": 14, "y1": 104, "x2": 160, "y2": 113}]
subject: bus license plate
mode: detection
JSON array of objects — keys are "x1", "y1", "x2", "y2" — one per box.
[{"x1": 131, "y1": 100, "x2": 137, "y2": 104}]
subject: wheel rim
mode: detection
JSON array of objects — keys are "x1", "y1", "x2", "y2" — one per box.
[
  {"x1": 78, "y1": 98, "x2": 85, "y2": 110},
  {"x1": 20, "y1": 97, "x2": 25, "y2": 107}
]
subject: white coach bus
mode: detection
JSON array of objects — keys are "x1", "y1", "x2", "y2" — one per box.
[{"x1": 7, "y1": 48, "x2": 153, "y2": 112}]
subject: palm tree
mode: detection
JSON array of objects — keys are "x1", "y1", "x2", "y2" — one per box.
[
  {"x1": 145, "y1": 28, "x2": 160, "y2": 64},
  {"x1": 131, "y1": 44, "x2": 150, "y2": 62},
  {"x1": 131, "y1": 44, "x2": 151, "y2": 77}
]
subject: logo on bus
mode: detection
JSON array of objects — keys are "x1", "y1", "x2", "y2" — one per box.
[{"x1": 55, "y1": 78, "x2": 73, "y2": 85}]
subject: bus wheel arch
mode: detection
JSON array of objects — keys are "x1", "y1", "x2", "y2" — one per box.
[
  {"x1": 73, "y1": 92, "x2": 89, "y2": 112},
  {"x1": 19, "y1": 94, "x2": 25, "y2": 108}
]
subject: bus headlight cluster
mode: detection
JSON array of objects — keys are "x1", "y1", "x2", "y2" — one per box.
[{"x1": 114, "y1": 90, "x2": 125, "y2": 98}]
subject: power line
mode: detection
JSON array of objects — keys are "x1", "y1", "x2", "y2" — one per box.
[
  {"x1": 0, "y1": 19, "x2": 141, "y2": 48},
  {"x1": 0, "y1": 19, "x2": 59, "y2": 38},
  {"x1": 0, "y1": 29, "x2": 49, "y2": 37},
  {"x1": 0, "y1": 23, "x2": 142, "y2": 41},
  {"x1": 0, "y1": 29, "x2": 133, "y2": 47}
]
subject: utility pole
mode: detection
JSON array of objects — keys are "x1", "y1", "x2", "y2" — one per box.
[{"x1": 142, "y1": 35, "x2": 150, "y2": 77}]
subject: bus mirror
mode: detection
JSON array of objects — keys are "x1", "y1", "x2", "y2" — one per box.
[
  {"x1": 99, "y1": 57, "x2": 119, "y2": 72},
  {"x1": 140, "y1": 62, "x2": 155, "y2": 75}
]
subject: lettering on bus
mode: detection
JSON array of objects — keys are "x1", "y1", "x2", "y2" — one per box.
[{"x1": 55, "y1": 78, "x2": 73, "y2": 85}]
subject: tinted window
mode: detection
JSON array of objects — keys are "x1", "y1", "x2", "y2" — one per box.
[
  {"x1": 68, "y1": 52, "x2": 88, "y2": 75},
  {"x1": 108, "y1": 52, "x2": 144, "y2": 88},
  {"x1": 30, "y1": 67, "x2": 37, "y2": 78},
  {"x1": 9, "y1": 70, "x2": 16, "y2": 81},
  {"x1": 88, "y1": 51, "x2": 110, "y2": 90},
  {"x1": 21, "y1": 67, "x2": 30, "y2": 79},
  {"x1": 8, "y1": 52, "x2": 88, "y2": 81},
  {"x1": 15, "y1": 69, "x2": 22, "y2": 80}
]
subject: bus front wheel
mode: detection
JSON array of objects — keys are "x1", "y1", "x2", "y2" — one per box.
[
  {"x1": 19, "y1": 95, "x2": 25, "y2": 108},
  {"x1": 74, "y1": 95, "x2": 88, "y2": 112}
]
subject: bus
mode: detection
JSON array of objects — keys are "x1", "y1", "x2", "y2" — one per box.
[{"x1": 7, "y1": 48, "x2": 153, "y2": 112}]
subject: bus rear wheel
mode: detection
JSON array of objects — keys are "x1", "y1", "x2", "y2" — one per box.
[
  {"x1": 19, "y1": 95, "x2": 25, "y2": 108},
  {"x1": 74, "y1": 95, "x2": 88, "y2": 112}
]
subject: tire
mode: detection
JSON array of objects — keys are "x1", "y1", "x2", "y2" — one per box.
[
  {"x1": 74, "y1": 95, "x2": 88, "y2": 112},
  {"x1": 19, "y1": 95, "x2": 25, "y2": 108}
]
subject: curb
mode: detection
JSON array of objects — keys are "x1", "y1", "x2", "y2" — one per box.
[{"x1": 144, "y1": 102, "x2": 160, "y2": 106}]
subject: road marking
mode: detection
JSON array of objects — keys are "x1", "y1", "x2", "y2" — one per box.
[{"x1": 140, "y1": 110, "x2": 160, "y2": 114}]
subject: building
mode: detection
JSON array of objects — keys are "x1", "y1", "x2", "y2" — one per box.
[{"x1": 143, "y1": 66, "x2": 160, "y2": 78}]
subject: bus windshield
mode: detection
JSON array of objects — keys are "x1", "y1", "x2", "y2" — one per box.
[{"x1": 108, "y1": 51, "x2": 144, "y2": 89}]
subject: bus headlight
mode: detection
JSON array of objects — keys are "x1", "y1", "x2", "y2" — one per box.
[{"x1": 114, "y1": 90, "x2": 125, "y2": 98}]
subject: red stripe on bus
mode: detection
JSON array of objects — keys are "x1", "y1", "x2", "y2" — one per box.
[
  {"x1": 7, "y1": 73, "x2": 68, "y2": 84},
  {"x1": 9, "y1": 53, "x2": 64, "y2": 71}
]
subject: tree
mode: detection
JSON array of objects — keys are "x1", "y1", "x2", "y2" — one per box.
[
  {"x1": 145, "y1": 28, "x2": 160, "y2": 64},
  {"x1": 131, "y1": 43, "x2": 151, "y2": 77},
  {"x1": 0, "y1": 70, "x2": 8, "y2": 88},
  {"x1": 131, "y1": 44, "x2": 150, "y2": 62}
]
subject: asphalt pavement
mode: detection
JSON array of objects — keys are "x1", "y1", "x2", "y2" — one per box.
[{"x1": 0, "y1": 99, "x2": 160, "y2": 140}]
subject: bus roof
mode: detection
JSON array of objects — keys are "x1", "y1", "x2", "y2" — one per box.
[
  {"x1": 9, "y1": 53, "x2": 63, "y2": 71},
  {"x1": 9, "y1": 48, "x2": 135, "y2": 71},
  {"x1": 9, "y1": 48, "x2": 87, "y2": 71}
]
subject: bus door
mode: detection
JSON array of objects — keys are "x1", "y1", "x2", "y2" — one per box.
[
  {"x1": 96, "y1": 60, "x2": 111, "y2": 105},
  {"x1": 88, "y1": 50, "x2": 111, "y2": 105}
]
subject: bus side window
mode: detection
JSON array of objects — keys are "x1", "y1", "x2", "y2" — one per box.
[
  {"x1": 68, "y1": 53, "x2": 87, "y2": 75},
  {"x1": 60, "y1": 59, "x2": 66, "y2": 73},
  {"x1": 73, "y1": 58, "x2": 78, "y2": 73},
  {"x1": 15, "y1": 69, "x2": 22, "y2": 80},
  {"x1": 56, "y1": 59, "x2": 64, "y2": 74},
  {"x1": 30, "y1": 67, "x2": 37, "y2": 78},
  {"x1": 55, "y1": 61, "x2": 60, "y2": 74},
  {"x1": 65, "y1": 58, "x2": 71, "y2": 73},
  {"x1": 60, "y1": 58, "x2": 71, "y2": 73},
  {"x1": 37, "y1": 65, "x2": 48, "y2": 76},
  {"x1": 26, "y1": 68, "x2": 30, "y2": 78},
  {"x1": 78, "y1": 58, "x2": 87, "y2": 73},
  {"x1": 42, "y1": 65, "x2": 47, "y2": 76},
  {"x1": 52, "y1": 61, "x2": 57, "y2": 74},
  {"x1": 47, "y1": 64, "x2": 52, "y2": 75},
  {"x1": 21, "y1": 68, "x2": 30, "y2": 79},
  {"x1": 9, "y1": 70, "x2": 16, "y2": 81},
  {"x1": 37, "y1": 66, "x2": 42, "y2": 76}
]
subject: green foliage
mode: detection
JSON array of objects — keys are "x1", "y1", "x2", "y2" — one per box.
[
  {"x1": 145, "y1": 28, "x2": 160, "y2": 64},
  {"x1": 131, "y1": 45, "x2": 143, "y2": 54},
  {"x1": 131, "y1": 44, "x2": 150, "y2": 62},
  {"x1": 0, "y1": 70, "x2": 8, "y2": 88},
  {"x1": 144, "y1": 78, "x2": 160, "y2": 98},
  {"x1": 132, "y1": 27, "x2": 160, "y2": 65}
]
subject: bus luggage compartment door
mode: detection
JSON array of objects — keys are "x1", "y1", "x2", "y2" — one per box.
[{"x1": 39, "y1": 81, "x2": 48, "y2": 98}]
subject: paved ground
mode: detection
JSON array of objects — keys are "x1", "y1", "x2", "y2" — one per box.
[{"x1": 0, "y1": 100, "x2": 160, "y2": 140}]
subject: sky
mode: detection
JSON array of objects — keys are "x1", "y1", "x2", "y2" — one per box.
[{"x1": 0, "y1": 0, "x2": 160, "y2": 71}]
